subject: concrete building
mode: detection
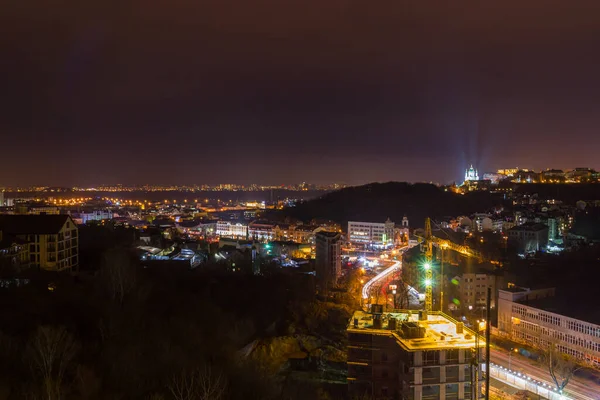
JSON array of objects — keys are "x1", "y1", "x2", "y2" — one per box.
[
  {"x1": 77, "y1": 210, "x2": 113, "y2": 224},
  {"x1": 472, "y1": 214, "x2": 493, "y2": 232},
  {"x1": 507, "y1": 223, "x2": 549, "y2": 254},
  {"x1": 175, "y1": 219, "x2": 218, "y2": 237},
  {"x1": 348, "y1": 219, "x2": 395, "y2": 248},
  {"x1": 315, "y1": 231, "x2": 341, "y2": 290},
  {"x1": 458, "y1": 271, "x2": 500, "y2": 313},
  {"x1": 0, "y1": 232, "x2": 30, "y2": 270},
  {"x1": 216, "y1": 221, "x2": 248, "y2": 239},
  {"x1": 289, "y1": 224, "x2": 319, "y2": 244},
  {"x1": 541, "y1": 169, "x2": 565, "y2": 182},
  {"x1": 248, "y1": 221, "x2": 276, "y2": 241},
  {"x1": 0, "y1": 215, "x2": 78, "y2": 271},
  {"x1": 348, "y1": 309, "x2": 485, "y2": 399},
  {"x1": 497, "y1": 287, "x2": 600, "y2": 367}
]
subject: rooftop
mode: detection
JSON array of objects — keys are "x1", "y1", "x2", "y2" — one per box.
[
  {"x1": 316, "y1": 231, "x2": 341, "y2": 238},
  {"x1": 0, "y1": 215, "x2": 73, "y2": 235},
  {"x1": 348, "y1": 310, "x2": 484, "y2": 351},
  {"x1": 509, "y1": 223, "x2": 548, "y2": 232},
  {"x1": 519, "y1": 295, "x2": 600, "y2": 326}
]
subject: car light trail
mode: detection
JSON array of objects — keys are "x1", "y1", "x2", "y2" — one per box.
[{"x1": 361, "y1": 243, "x2": 418, "y2": 300}]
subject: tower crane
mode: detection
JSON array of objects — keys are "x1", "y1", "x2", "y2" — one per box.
[{"x1": 419, "y1": 218, "x2": 486, "y2": 313}]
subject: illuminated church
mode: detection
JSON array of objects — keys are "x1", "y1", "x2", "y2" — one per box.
[{"x1": 464, "y1": 165, "x2": 479, "y2": 182}]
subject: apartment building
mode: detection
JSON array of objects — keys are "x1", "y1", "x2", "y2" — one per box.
[
  {"x1": 0, "y1": 232, "x2": 30, "y2": 270},
  {"x1": 497, "y1": 287, "x2": 600, "y2": 367},
  {"x1": 507, "y1": 223, "x2": 549, "y2": 254},
  {"x1": 0, "y1": 215, "x2": 78, "y2": 271},
  {"x1": 348, "y1": 308, "x2": 484, "y2": 399},
  {"x1": 458, "y1": 270, "x2": 503, "y2": 313},
  {"x1": 315, "y1": 231, "x2": 342, "y2": 290}
]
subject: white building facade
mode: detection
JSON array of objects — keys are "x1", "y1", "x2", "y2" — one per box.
[
  {"x1": 348, "y1": 219, "x2": 395, "y2": 248},
  {"x1": 216, "y1": 221, "x2": 248, "y2": 239},
  {"x1": 497, "y1": 287, "x2": 600, "y2": 367}
]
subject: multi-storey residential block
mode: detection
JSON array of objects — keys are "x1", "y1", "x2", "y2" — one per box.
[
  {"x1": 315, "y1": 231, "x2": 341, "y2": 290},
  {"x1": 0, "y1": 232, "x2": 30, "y2": 271},
  {"x1": 0, "y1": 215, "x2": 78, "y2": 271},
  {"x1": 348, "y1": 309, "x2": 485, "y2": 399},
  {"x1": 507, "y1": 223, "x2": 549, "y2": 254}
]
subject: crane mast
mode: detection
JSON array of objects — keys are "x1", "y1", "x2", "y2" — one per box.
[{"x1": 424, "y1": 217, "x2": 433, "y2": 312}]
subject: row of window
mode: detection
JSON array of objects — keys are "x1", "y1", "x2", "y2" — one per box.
[
  {"x1": 513, "y1": 305, "x2": 600, "y2": 338},
  {"x1": 514, "y1": 326, "x2": 600, "y2": 356},
  {"x1": 512, "y1": 305, "x2": 561, "y2": 326},
  {"x1": 566, "y1": 320, "x2": 600, "y2": 338}
]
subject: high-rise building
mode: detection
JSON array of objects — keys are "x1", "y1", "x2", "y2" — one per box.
[
  {"x1": 315, "y1": 231, "x2": 341, "y2": 290},
  {"x1": 348, "y1": 308, "x2": 485, "y2": 399}
]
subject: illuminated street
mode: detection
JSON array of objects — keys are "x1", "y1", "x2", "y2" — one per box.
[
  {"x1": 361, "y1": 243, "x2": 420, "y2": 306},
  {"x1": 490, "y1": 348, "x2": 600, "y2": 400}
]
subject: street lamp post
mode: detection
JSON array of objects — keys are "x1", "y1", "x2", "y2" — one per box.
[{"x1": 509, "y1": 347, "x2": 514, "y2": 370}]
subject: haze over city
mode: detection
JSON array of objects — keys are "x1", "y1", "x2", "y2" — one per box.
[{"x1": 3, "y1": 1, "x2": 600, "y2": 186}]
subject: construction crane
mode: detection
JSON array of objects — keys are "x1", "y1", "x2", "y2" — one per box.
[
  {"x1": 424, "y1": 218, "x2": 434, "y2": 312},
  {"x1": 419, "y1": 218, "x2": 485, "y2": 313}
]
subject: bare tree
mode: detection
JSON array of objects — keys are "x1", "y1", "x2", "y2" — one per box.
[
  {"x1": 541, "y1": 342, "x2": 583, "y2": 392},
  {"x1": 101, "y1": 248, "x2": 137, "y2": 305},
  {"x1": 394, "y1": 281, "x2": 411, "y2": 310},
  {"x1": 26, "y1": 326, "x2": 79, "y2": 400},
  {"x1": 169, "y1": 366, "x2": 227, "y2": 400}
]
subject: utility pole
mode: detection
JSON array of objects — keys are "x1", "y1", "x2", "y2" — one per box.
[{"x1": 485, "y1": 287, "x2": 491, "y2": 400}]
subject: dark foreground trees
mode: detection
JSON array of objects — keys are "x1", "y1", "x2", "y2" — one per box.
[{"x1": 0, "y1": 245, "x2": 350, "y2": 399}]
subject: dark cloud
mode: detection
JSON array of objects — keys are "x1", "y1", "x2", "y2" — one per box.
[{"x1": 1, "y1": 0, "x2": 600, "y2": 185}]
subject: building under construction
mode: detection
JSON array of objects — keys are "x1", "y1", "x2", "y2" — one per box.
[{"x1": 347, "y1": 307, "x2": 485, "y2": 400}]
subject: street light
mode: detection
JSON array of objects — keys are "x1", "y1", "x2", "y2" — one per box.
[{"x1": 509, "y1": 347, "x2": 517, "y2": 370}]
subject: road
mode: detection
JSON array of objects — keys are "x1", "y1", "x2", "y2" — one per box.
[
  {"x1": 361, "y1": 244, "x2": 419, "y2": 303},
  {"x1": 491, "y1": 348, "x2": 600, "y2": 400}
]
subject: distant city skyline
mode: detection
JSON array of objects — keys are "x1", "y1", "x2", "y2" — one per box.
[{"x1": 1, "y1": 164, "x2": 599, "y2": 190}]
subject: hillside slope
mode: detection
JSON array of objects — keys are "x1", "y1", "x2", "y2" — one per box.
[{"x1": 282, "y1": 182, "x2": 505, "y2": 228}]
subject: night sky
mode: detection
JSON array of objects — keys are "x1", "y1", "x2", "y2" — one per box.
[{"x1": 2, "y1": 1, "x2": 600, "y2": 186}]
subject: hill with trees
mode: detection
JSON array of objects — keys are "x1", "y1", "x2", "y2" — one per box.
[{"x1": 281, "y1": 182, "x2": 505, "y2": 228}]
